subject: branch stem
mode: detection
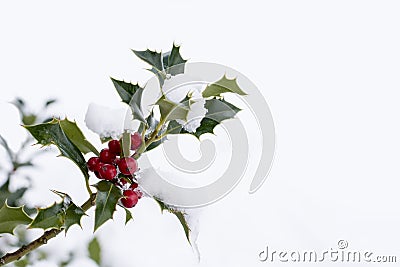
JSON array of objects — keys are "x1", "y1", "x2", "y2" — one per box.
[{"x1": 0, "y1": 193, "x2": 97, "y2": 266}]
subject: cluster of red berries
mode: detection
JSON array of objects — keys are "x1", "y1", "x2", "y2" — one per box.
[{"x1": 87, "y1": 133, "x2": 143, "y2": 208}]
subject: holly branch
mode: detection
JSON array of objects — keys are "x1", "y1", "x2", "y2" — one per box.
[{"x1": 0, "y1": 193, "x2": 96, "y2": 266}]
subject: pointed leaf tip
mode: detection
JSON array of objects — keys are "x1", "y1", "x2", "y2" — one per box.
[{"x1": 202, "y1": 75, "x2": 247, "y2": 98}]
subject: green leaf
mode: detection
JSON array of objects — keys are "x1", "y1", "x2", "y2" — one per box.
[
  {"x1": 164, "y1": 43, "x2": 187, "y2": 75},
  {"x1": 123, "y1": 206, "x2": 133, "y2": 225},
  {"x1": 22, "y1": 114, "x2": 37, "y2": 125},
  {"x1": 132, "y1": 48, "x2": 163, "y2": 72},
  {"x1": 29, "y1": 191, "x2": 84, "y2": 232},
  {"x1": 145, "y1": 137, "x2": 166, "y2": 152},
  {"x1": 182, "y1": 118, "x2": 219, "y2": 139},
  {"x1": 29, "y1": 202, "x2": 66, "y2": 230},
  {"x1": 154, "y1": 199, "x2": 191, "y2": 244},
  {"x1": 202, "y1": 75, "x2": 247, "y2": 98},
  {"x1": 156, "y1": 95, "x2": 190, "y2": 122},
  {"x1": 64, "y1": 202, "x2": 86, "y2": 233},
  {"x1": 203, "y1": 98, "x2": 241, "y2": 122},
  {"x1": 166, "y1": 120, "x2": 183, "y2": 134},
  {"x1": 94, "y1": 181, "x2": 122, "y2": 232},
  {"x1": 88, "y1": 237, "x2": 101, "y2": 265},
  {"x1": 121, "y1": 131, "x2": 131, "y2": 157},
  {"x1": 14, "y1": 258, "x2": 29, "y2": 267},
  {"x1": 181, "y1": 98, "x2": 241, "y2": 138},
  {"x1": 0, "y1": 202, "x2": 32, "y2": 234},
  {"x1": 59, "y1": 118, "x2": 99, "y2": 156},
  {"x1": 24, "y1": 119, "x2": 89, "y2": 182},
  {"x1": 111, "y1": 78, "x2": 146, "y2": 123}
]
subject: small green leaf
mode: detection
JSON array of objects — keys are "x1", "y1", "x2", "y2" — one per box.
[
  {"x1": 24, "y1": 119, "x2": 89, "y2": 182},
  {"x1": 111, "y1": 78, "x2": 146, "y2": 123},
  {"x1": 29, "y1": 202, "x2": 66, "y2": 230},
  {"x1": 132, "y1": 48, "x2": 163, "y2": 72},
  {"x1": 111, "y1": 78, "x2": 141, "y2": 104},
  {"x1": 180, "y1": 98, "x2": 241, "y2": 138},
  {"x1": 22, "y1": 114, "x2": 37, "y2": 125},
  {"x1": 203, "y1": 98, "x2": 241, "y2": 122},
  {"x1": 166, "y1": 120, "x2": 183, "y2": 134},
  {"x1": 123, "y1": 206, "x2": 133, "y2": 225},
  {"x1": 64, "y1": 202, "x2": 86, "y2": 233},
  {"x1": 202, "y1": 75, "x2": 247, "y2": 98},
  {"x1": 164, "y1": 43, "x2": 187, "y2": 75},
  {"x1": 94, "y1": 181, "x2": 122, "y2": 232},
  {"x1": 14, "y1": 258, "x2": 29, "y2": 267},
  {"x1": 59, "y1": 118, "x2": 99, "y2": 156},
  {"x1": 88, "y1": 237, "x2": 101, "y2": 265},
  {"x1": 121, "y1": 131, "x2": 131, "y2": 157},
  {"x1": 154, "y1": 199, "x2": 191, "y2": 244},
  {"x1": 156, "y1": 95, "x2": 190, "y2": 122},
  {"x1": 182, "y1": 118, "x2": 219, "y2": 139},
  {"x1": 0, "y1": 202, "x2": 32, "y2": 234}
]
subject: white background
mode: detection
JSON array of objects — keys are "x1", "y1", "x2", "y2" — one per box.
[{"x1": 1, "y1": 1, "x2": 400, "y2": 266}]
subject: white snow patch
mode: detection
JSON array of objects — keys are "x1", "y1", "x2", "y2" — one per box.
[
  {"x1": 162, "y1": 74, "x2": 208, "y2": 133},
  {"x1": 137, "y1": 167, "x2": 202, "y2": 261},
  {"x1": 84, "y1": 103, "x2": 136, "y2": 138}
]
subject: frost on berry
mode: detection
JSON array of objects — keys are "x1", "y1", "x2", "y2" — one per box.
[{"x1": 118, "y1": 157, "x2": 138, "y2": 175}]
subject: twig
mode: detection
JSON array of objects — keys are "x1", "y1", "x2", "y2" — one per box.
[{"x1": 0, "y1": 193, "x2": 97, "y2": 266}]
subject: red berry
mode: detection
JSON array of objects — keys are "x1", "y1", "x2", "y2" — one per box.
[
  {"x1": 100, "y1": 148, "x2": 116, "y2": 164},
  {"x1": 113, "y1": 157, "x2": 121, "y2": 166},
  {"x1": 130, "y1": 182, "x2": 138, "y2": 190},
  {"x1": 87, "y1": 157, "x2": 100, "y2": 172},
  {"x1": 108, "y1": 140, "x2": 121, "y2": 155},
  {"x1": 94, "y1": 171, "x2": 102, "y2": 179},
  {"x1": 136, "y1": 190, "x2": 143, "y2": 199},
  {"x1": 130, "y1": 132, "x2": 142, "y2": 150},
  {"x1": 94, "y1": 162, "x2": 104, "y2": 172},
  {"x1": 118, "y1": 157, "x2": 138, "y2": 175},
  {"x1": 121, "y1": 190, "x2": 139, "y2": 208},
  {"x1": 99, "y1": 164, "x2": 117, "y2": 180}
]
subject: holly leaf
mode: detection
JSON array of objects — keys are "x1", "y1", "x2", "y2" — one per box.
[
  {"x1": 24, "y1": 119, "x2": 89, "y2": 182},
  {"x1": 156, "y1": 95, "x2": 190, "y2": 122},
  {"x1": 88, "y1": 237, "x2": 101, "y2": 265},
  {"x1": 123, "y1": 206, "x2": 133, "y2": 225},
  {"x1": 0, "y1": 202, "x2": 32, "y2": 234},
  {"x1": 94, "y1": 181, "x2": 122, "y2": 232},
  {"x1": 132, "y1": 48, "x2": 163, "y2": 72},
  {"x1": 59, "y1": 118, "x2": 99, "y2": 156},
  {"x1": 163, "y1": 43, "x2": 187, "y2": 75},
  {"x1": 180, "y1": 98, "x2": 241, "y2": 138},
  {"x1": 202, "y1": 75, "x2": 247, "y2": 98},
  {"x1": 166, "y1": 120, "x2": 183, "y2": 134},
  {"x1": 111, "y1": 78, "x2": 146, "y2": 123},
  {"x1": 64, "y1": 202, "x2": 86, "y2": 233},
  {"x1": 203, "y1": 98, "x2": 241, "y2": 122},
  {"x1": 29, "y1": 202, "x2": 66, "y2": 230},
  {"x1": 121, "y1": 131, "x2": 131, "y2": 157},
  {"x1": 155, "y1": 199, "x2": 191, "y2": 244}
]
